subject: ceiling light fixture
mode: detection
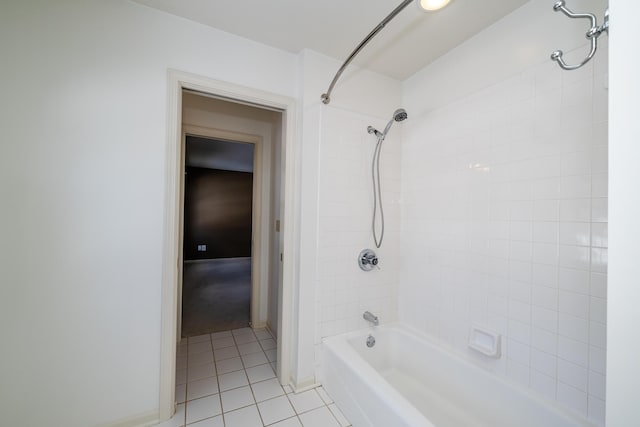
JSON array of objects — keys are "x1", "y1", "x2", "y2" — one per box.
[{"x1": 418, "y1": 0, "x2": 451, "y2": 12}]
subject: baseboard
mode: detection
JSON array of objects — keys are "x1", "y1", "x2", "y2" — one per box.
[
  {"x1": 251, "y1": 321, "x2": 267, "y2": 329},
  {"x1": 184, "y1": 257, "x2": 251, "y2": 264},
  {"x1": 265, "y1": 323, "x2": 276, "y2": 339},
  {"x1": 98, "y1": 410, "x2": 159, "y2": 427},
  {"x1": 291, "y1": 376, "x2": 320, "y2": 393}
]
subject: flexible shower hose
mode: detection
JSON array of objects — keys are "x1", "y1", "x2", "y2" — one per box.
[{"x1": 371, "y1": 135, "x2": 385, "y2": 248}]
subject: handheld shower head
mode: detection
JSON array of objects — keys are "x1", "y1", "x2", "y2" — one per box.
[
  {"x1": 393, "y1": 108, "x2": 408, "y2": 122},
  {"x1": 367, "y1": 108, "x2": 408, "y2": 140},
  {"x1": 382, "y1": 107, "x2": 408, "y2": 138}
]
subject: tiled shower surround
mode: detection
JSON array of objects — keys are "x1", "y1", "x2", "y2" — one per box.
[
  {"x1": 400, "y1": 43, "x2": 608, "y2": 425},
  {"x1": 315, "y1": 107, "x2": 402, "y2": 341},
  {"x1": 313, "y1": 36, "x2": 607, "y2": 427},
  {"x1": 311, "y1": 3, "x2": 608, "y2": 423}
]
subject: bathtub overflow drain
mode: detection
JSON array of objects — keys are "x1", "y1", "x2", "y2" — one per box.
[{"x1": 366, "y1": 335, "x2": 376, "y2": 348}]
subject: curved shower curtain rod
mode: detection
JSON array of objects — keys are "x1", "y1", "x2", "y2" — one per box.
[
  {"x1": 320, "y1": 0, "x2": 414, "y2": 105},
  {"x1": 321, "y1": 0, "x2": 609, "y2": 102}
]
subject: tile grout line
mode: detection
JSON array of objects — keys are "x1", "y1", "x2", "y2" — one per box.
[
  {"x1": 210, "y1": 333, "x2": 224, "y2": 427},
  {"x1": 245, "y1": 333, "x2": 268, "y2": 427},
  {"x1": 225, "y1": 329, "x2": 269, "y2": 426},
  {"x1": 180, "y1": 329, "x2": 353, "y2": 427}
]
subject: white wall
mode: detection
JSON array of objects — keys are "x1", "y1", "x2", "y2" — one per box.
[
  {"x1": 0, "y1": 1, "x2": 295, "y2": 426},
  {"x1": 400, "y1": 1, "x2": 608, "y2": 425},
  {"x1": 405, "y1": 0, "x2": 609, "y2": 115},
  {"x1": 294, "y1": 50, "x2": 403, "y2": 381},
  {"x1": 314, "y1": 104, "x2": 402, "y2": 351},
  {"x1": 607, "y1": 2, "x2": 640, "y2": 426},
  {"x1": 6, "y1": 0, "x2": 639, "y2": 425}
]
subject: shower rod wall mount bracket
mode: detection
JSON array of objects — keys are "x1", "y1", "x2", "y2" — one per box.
[{"x1": 551, "y1": 0, "x2": 609, "y2": 71}]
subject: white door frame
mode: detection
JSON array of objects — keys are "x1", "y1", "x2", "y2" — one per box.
[
  {"x1": 160, "y1": 69, "x2": 297, "y2": 420},
  {"x1": 179, "y1": 125, "x2": 265, "y2": 336}
]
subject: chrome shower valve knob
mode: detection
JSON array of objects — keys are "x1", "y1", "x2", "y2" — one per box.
[{"x1": 358, "y1": 249, "x2": 379, "y2": 271}]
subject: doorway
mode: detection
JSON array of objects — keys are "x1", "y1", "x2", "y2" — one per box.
[
  {"x1": 178, "y1": 90, "x2": 282, "y2": 338},
  {"x1": 181, "y1": 136, "x2": 255, "y2": 336},
  {"x1": 160, "y1": 71, "x2": 297, "y2": 421}
]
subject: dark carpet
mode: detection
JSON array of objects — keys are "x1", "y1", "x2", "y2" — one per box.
[{"x1": 181, "y1": 257, "x2": 251, "y2": 338}]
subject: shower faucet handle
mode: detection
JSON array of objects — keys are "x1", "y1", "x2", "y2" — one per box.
[{"x1": 358, "y1": 249, "x2": 379, "y2": 271}]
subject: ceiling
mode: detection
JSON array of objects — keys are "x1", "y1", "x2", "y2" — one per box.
[{"x1": 133, "y1": 0, "x2": 529, "y2": 80}]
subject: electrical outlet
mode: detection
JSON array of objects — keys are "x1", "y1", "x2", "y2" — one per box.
[{"x1": 197, "y1": 244, "x2": 207, "y2": 252}]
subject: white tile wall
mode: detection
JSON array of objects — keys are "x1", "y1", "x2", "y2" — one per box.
[
  {"x1": 314, "y1": 106, "x2": 401, "y2": 361},
  {"x1": 400, "y1": 42, "x2": 607, "y2": 426}
]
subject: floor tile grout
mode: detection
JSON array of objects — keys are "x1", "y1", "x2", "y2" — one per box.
[{"x1": 164, "y1": 327, "x2": 351, "y2": 427}]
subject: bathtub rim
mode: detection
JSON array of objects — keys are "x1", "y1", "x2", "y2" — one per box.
[
  {"x1": 322, "y1": 324, "x2": 434, "y2": 427},
  {"x1": 321, "y1": 322, "x2": 599, "y2": 427}
]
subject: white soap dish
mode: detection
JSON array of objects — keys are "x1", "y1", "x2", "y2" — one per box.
[{"x1": 468, "y1": 325, "x2": 501, "y2": 358}]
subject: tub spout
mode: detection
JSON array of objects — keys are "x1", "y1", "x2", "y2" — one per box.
[{"x1": 363, "y1": 311, "x2": 379, "y2": 326}]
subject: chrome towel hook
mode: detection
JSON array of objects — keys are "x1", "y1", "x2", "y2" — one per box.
[{"x1": 551, "y1": 0, "x2": 609, "y2": 71}]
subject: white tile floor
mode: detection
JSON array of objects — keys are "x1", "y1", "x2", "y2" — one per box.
[{"x1": 158, "y1": 328, "x2": 351, "y2": 427}]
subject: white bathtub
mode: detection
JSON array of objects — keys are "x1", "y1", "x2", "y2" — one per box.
[{"x1": 321, "y1": 324, "x2": 597, "y2": 427}]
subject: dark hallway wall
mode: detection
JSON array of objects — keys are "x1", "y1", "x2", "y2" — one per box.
[{"x1": 183, "y1": 167, "x2": 253, "y2": 260}]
